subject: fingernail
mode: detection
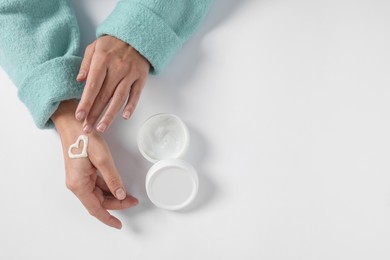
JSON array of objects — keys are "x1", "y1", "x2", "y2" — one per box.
[
  {"x1": 83, "y1": 124, "x2": 92, "y2": 133},
  {"x1": 75, "y1": 111, "x2": 85, "y2": 121},
  {"x1": 96, "y1": 122, "x2": 107, "y2": 132},
  {"x1": 76, "y1": 71, "x2": 85, "y2": 80},
  {"x1": 123, "y1": 111, "x2": 130, "y2": 120},
  {"x1": 116, "y1": 188, "x2": 126, "y2": 200}
]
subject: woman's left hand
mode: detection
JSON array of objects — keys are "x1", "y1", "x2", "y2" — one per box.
[
  {"x1": 75, "y1": 35, "x2": 150, "y2": 133},
  {"x1": 52, "y1": 100, "x2": 139, "y2": 229}
]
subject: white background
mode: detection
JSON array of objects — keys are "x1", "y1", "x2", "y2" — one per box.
[{"x1": 1, "y1": 0, "x2": 390, "y2": 259}]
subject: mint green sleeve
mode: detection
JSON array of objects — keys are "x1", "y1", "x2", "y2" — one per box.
[
  {"x1": 0, "y1": 0, "x2": 84, "y2": 129},
  {"x1": 96, "y1": 0, "x2": 212, "y2": 74}
]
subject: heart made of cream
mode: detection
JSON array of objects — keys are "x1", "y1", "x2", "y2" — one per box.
[{"x1": 68, "y1": 135, "x2": 89, "y2": 159}]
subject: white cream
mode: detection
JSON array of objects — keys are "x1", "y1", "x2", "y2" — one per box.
[
  {"x1": 68, "y1": 135, "x2": 89, "y2": 159},
  {"x1": 138, "y1": 114, "x2": 189, "y2": 162}
]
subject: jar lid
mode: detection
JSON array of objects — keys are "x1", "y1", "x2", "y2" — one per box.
[
  {"x1": 137, "y1": 113, "x2": 190, "y2": 163},
  {"x1": 145, "y1": 159, "x2": 199, "y2": 210}
]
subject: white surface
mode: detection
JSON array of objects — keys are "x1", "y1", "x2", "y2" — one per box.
[
  {"x1": 138, "y1": 113, "x2": 189, "y2": 163},
  {"x1": 1, "y1": 0, "x2": 390, "y2": 259}
]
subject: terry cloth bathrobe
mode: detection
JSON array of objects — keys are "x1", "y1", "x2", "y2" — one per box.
[{"x1": 0, "y1": 0, "x2": 212, "y2": 128}]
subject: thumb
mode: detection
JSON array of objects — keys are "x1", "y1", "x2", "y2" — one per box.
[
  {"x1": 77, "y1": 41, "x2": 96, "y2": 82},
  {"x1": 101, "y1": 163, "x2": 127, "y2": 200},
  {"x1": 93, "y1": 146, "x2": 127, "y2": 201}
]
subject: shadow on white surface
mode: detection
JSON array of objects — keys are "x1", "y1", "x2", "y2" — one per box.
[
  {"x1": 178, "y1": 123, "x2": 216, "y2": 213},
  {"x1": 105, "y1": 133, "x2": 155, "y2": 230},
  {"x1": 104, "y1": 121, "x2": 217, "y2": 232},
  {"x1": 71, "y1": 0, "x2": 97, "y2": 55}
]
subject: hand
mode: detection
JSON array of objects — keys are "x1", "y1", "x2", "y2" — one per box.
[
  {"x1": 52, "y1": 100, "x2": 138, "y2": 229},
  {"x1": 75, "y1": 35, "x2": 150, "y2": 133}
]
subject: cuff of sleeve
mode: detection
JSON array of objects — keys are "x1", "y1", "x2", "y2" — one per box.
[
  {"x1": 18, "y1": 56, "x2": 84, "y2": 129},
  {"x1": 96, "y1": 1, "x2": 182, "y2": 74}
]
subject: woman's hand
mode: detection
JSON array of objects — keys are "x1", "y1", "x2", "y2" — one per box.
[
  {"x1": 75, "y1": 35, "x2": 150, "y2": 133},
  {"x1": 52, "y1": 100, "x2": 138, "y2": 229}
]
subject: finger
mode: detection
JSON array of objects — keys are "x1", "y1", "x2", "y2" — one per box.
[
  {"x1": 96, "y1": 76, "x2": 134, "y2": 132},
  {"x1": 93, "y1": 186, "x2": 105, "y2": 204},
  {"x1": 78, "y1": 191, "x2": 122, "y2": 229},
  {"x1": 83, "y1": 72, "x2": 123, "y2": 132},
  {"x1": 97, "y1": 175, "x2": 138, "y2": 209},
  {"x1": 96, "y1": 175, "x2": 111, "y2": 193},
  {"x1": 75, "y1": 54, "x2": 108, "y2": 122},
  {"x1": 122, "y1": 78, "x2": 146, "y2": 120},
  {"x1": 93, "y1": 147, "x2": 127, "y2": 201},
  {"x1": 77, "y1": 42, "x2": 96, "y2": 82},
  {"x1": 102, "y1": 195, "x2": 138, "y2": 210}
]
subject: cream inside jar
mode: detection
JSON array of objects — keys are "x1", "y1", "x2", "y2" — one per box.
[{"x1": 138, "y1": 114, "x2": 189, "y2": 162}]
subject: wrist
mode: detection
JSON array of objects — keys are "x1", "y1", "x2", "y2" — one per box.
[{"x1": 52, "y1": 99, "x2": 83, "y2": 137}]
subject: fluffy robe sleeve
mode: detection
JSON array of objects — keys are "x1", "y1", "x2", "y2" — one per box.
[
  {"x1": 96, "y1": 0, "x2": 212, "y2": 74},
  {"x1": 0, "y1": 0, "x2": 84, "y2": 129},
  {"x1": 0, "y1": 0, "x2": 212, "y2": 129}
]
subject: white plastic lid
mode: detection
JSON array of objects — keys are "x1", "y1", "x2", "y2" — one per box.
[
  {"x1": 145, "y1": 159, "x2": 199, "y2": 210},
  {"x1": 137, "y1": 113, "x2": 190, "y2": 163}
]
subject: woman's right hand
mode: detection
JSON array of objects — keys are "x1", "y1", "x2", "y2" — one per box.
[{"x1": 52, "y1": 100, "x2": 138, "y2": 229}]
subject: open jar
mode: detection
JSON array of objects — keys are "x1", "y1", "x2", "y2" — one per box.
[{"x1": 137, "y1": 113, "x2": 199, "y2": 210}]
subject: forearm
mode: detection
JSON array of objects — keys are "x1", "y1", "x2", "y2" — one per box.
[
  {"x1": 51, "y1": 100, "x2": 86, "y2": 160},
  {"x1": 52, "y1": 100, "x2": 82, "y2": 137},
  {"x1": 52, "y1": 100, "x2": 107, "y2": 163},
  {"x1": 0, "y1": 0, "x2": 83, "y2": 129}
]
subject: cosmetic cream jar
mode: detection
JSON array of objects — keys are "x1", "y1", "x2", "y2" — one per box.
[{"x1": 138, "y1": 114, "x2": 198, "y2": 210}]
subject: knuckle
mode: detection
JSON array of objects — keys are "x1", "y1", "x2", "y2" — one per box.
[
  {"x1": 117, "y1": 60, "x2": 130, "y2": 71},
  {"x1": 128, "y1": 68, "x2": 140, "y2": 78},
  {"x1": 102, "y1": 113, "x2": 114, "y2": 124},
  {"x1": 82, "y1": 100, "x2": 93, "y2": 110},
  {"x1": 94, "y1": 153, "x2": 109, "y2": 166},
  {"x1": 86, "y1": 43, "x2": 94, "y2": 50},
  {"x1": 88, "y1": 208, "x2": 99, "y2": 217},
  {"x1": 84, "y1": 46, "x2": 92, "y2": 55},
  {"x1": 110, "y1": 61, "x2": 129, "y2": 75},
  {"x1": 65, "y1": 179, "x2": 77, "y2": 191},
  {"x1": 106, "y1": 176, "x2": 121, "y2": 189},
  {"x1": 142, "y1": 69, "x2": 149, "y2": 79},
  {"x1": 132, "y1": 66, "x2": 147, "y2": 78},
  {"x1": 95, "y1": 52, "x2": 109, "y2": 63},
  {"x1": 93, "y1": 51, "x2": 107, "y2": 63},
  {"x1": 87, "y1": 80, "x2": 98, "y2": 89},
  {"x1": 81, "y1": 60, "x2": 90, "y2": 68},
  {"x1": 131, "y1": 88, "x2": 141, "y2": 98},
  {"x1": 135, "y1": 68, "x2": 145, "y2": 77},
  {"x1": 139, "y1": 71, "x2": 148, "y2": 80},
  {"x1": 126, "y1": 103, "x2": 135, "y2": 112},
  {"x1": 114, "y1": 91, "x2": 128, "y2": 101},
  {"x1": 87, "y1": 117, "x2": 99, "y2": 125},
  {"x1": 98, "y1": 91, "x2": 112, "y2": 103}
]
